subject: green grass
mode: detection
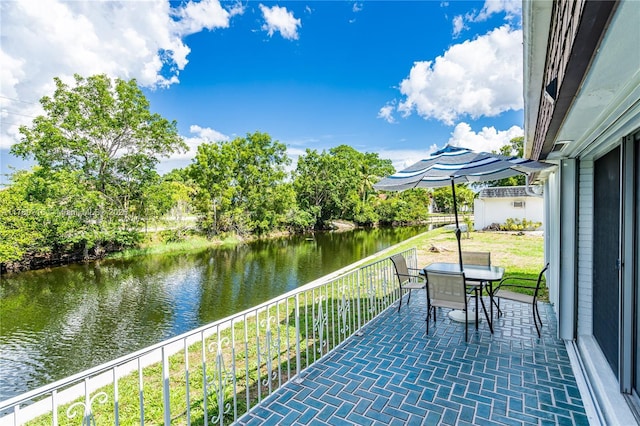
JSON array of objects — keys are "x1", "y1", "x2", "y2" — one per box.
[
  {"x1": 106, "y1": 235, "x2": 242, "y2": 260},
  {"x1": 403, "y1": 227, "x2": 545, "y2": 275}
]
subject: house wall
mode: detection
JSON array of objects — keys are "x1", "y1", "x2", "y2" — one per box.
[
  {"x1": 473, "y1": 196, "x2": 544, "y2": 230},
  {"x1": 577, "y1": 160, "x2": 594, "y2": 336},
  {"x1": 545, "y1": 172, "x2": 560, "y2": 312},
  {"x1": 526, "y1": 0, "x2": 639, "y2": 422}
]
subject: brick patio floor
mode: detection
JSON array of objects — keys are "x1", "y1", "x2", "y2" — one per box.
[{"x1": 238, "y1": 292, "x2": 590, "y2": 425}]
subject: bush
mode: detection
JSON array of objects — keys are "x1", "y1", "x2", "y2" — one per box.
[
  {"x1": 160, "y1": 228, "x2": 188, "y2": 243},
  {"x1": 499, "y1": 218, "x2": 542, "y2": 231}
]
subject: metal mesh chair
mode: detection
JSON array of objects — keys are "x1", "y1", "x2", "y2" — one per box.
[
  {"x1": 425, "y1": 270, "x2": 470, "y2": 342},
  {"x1": 390, "y1": 253, "x2": 426, "y2": 312},
  {"x1": 494, "y1": 263, "x2": 549, "y2": 337},
  {"x1": 461, "y1": 251, "x2": 491, "y2": 267},
  {"x1": 461, "y1": 251, "x2": 491, "y2": 299}
]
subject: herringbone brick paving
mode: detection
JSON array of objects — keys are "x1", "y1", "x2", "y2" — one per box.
[{"x1": 239, "y1": 292, "x2": 589, "y2": 425}]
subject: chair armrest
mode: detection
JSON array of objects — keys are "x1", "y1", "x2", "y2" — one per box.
[
  {"x1": 395, "y1": 271, "x2": 425, "y2": 281},
  {"x1": 495, "y1": 276, "x2": 539, "y2": 291}
]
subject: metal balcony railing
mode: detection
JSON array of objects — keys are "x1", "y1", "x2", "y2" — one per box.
[{"x1": 0, "y1": 248, "x2": 417, "y2": 425}]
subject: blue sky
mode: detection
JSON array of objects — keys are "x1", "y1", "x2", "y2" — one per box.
[{"x1": 1, "y1": 0, "x2": 524, "y2": 183}]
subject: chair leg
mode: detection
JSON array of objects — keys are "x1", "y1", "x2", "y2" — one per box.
[
  {"x1": 533, "y1": 302, "x2": 542, "y2": 338},
  {"x1": 426, "y1": 299, "x2": 436, "y2": 336},
  {"x1": 474, "y1": 288, "x2": 479, "y2": 330},
  {"x1": 534, "y1": 301, "x2": 543, "y2": 326},
  {"x1": 464, "y1": 311, "x2": 468, "y2": 342},
  {"x1": 407, "y1": 289, "x2": 412, "y2": 305},
  {"x1": 397, "y1": 287, "x2": 403, "y2": 312},
  {"x1": 479, "y1": 295, "x2": 493, "y2": 334},
  {"x1": 426, "y1": 306, "x2": 431, "y2": 335},
  {"x1": 492, "y1": 296, "x2": 502, "y2": 316}
]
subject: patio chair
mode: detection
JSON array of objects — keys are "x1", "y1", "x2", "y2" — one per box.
[
  {"x1": 493, "y1": 263, "x2": 549, "y2": 337},
  {"x1": 390, "y1": 253, "x2": 426, "y2": 312},
  {"x1": 461, "y1": 250, "x2": 491, "y2": 297},
  {"x1": 425, "y1": 270, "x2": 471, "y2": 342},
  {"x1": 461, "y1": 251, "x2": 491, "y2": 267}
]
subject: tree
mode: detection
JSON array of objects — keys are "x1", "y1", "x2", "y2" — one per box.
[
  {"x1": 293, "y1": 145, "x2": 394, "y2": 228},
  {"x1": 432, "y1": 185, "x2": 475, "y2": 215},
  {"x1": 187, "y1": 132, "x2": 294, "y2": 236},
  {"x1": 0, "y1": 168, "x2": 106, "y2": 265},
  {"x1": 374, "y1": 189, "x2": 431, "y2": 225},
  {"x1": 491, "y1": 136, "x2": 525, "y2": 187},
  {"x1": 12, "y1": 74, "x2": 187, "y2": 223}
]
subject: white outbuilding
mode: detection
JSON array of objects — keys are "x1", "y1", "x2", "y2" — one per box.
[{"x1": 473, "y1": 186, "x2": 544, "y2": 231}]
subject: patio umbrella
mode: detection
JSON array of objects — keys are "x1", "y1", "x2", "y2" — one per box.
[{"x1": 373, "y1": 145, "x2": 552, "y2": 269}]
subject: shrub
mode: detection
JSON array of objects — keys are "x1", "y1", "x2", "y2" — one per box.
[{"x1": 499, "y1": 218, "x2": 541, "y2": 231}]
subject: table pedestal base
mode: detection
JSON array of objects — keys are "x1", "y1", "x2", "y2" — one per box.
[{"x1": 448, "y1": 309, "x2": 481, "y2": 323}]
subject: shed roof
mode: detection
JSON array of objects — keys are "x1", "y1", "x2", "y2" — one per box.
[{"x1": 478, "y1": 186, "x2": 541, "y2": 198}]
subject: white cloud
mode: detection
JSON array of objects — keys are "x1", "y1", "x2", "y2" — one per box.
[
  {"x1": 377, "y1": 103, "x2": 397, "y2": 124},
  {"x1": 175, "y1": 125, "x2": 230, "y2": 159},
  {"x1": 396, "y1": 25, "x2": 523, "y2": 125},
  {"x1": 174, "y1": 0, "x2": 244, "y2": 36},
  {"x1": 0, "y1": 0, "x2": 240, "y2": 149},
  {"x1": 447, "y1": 122, "x2": 523, "y2": 153},
  {"x1": 475, "y1": 0, "x2": 522, "y2": 22},
  {"x1": 452, "y1": 15, "x2": 467, "y2": 38},
  {"x1": 376, "y1": 146, "x2": 440, "y2": 172},
  {"x1": 259, "y1": 4, "x2": 301, "y2": 40}
]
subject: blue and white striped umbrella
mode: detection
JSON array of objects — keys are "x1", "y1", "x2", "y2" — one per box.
[
  {"x1": 373, "y1": 144, "x2": 551, "y2": 191},
  {"x1": 374, "y1": 144, "x2": 552, "y2": 269}
]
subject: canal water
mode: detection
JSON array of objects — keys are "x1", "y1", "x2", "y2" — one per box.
[{"x1": 0, "y1": 226, "x2": 428, "y2": 401}]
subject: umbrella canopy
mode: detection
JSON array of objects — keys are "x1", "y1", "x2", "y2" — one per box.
[
  {"x1": 373, "y1": 144, "x2": 552, "y2": 268},
  {"x1": 373, "y1": 145, "x2": 551, "y2": 191}
]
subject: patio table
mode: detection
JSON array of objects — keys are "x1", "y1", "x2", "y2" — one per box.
[{"x1": 423, "y1": 262, "x2": 505, "y2": 333}]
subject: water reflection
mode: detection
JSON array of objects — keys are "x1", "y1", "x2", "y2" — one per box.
[{"x1": 0, "y1": 226, "x2": 428, "y2": 400}]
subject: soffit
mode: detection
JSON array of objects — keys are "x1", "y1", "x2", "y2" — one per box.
[{"x1": 547, "y1": 1, "x2": 640, "y2": 161}]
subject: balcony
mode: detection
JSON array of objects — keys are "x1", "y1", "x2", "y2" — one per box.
[
  {"x1": 238, "y1": 290, "x2": 588, "y2": 425},
  {"x1": 0, "y1": 248, "x2": 592, "y2": 425}
]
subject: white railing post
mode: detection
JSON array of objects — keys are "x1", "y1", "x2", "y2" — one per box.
[
  {"x1": 162, "y1": 347, "x2": 170, "y2": 425},
  {"x1": 184, "y1": 339, "x2": 191, "y2": 425},
  {"x1": 113, "y1": 367, "x2": 119, "y2": 426},
  {"x1": 138, "y1": 358, "x2": 144, "y2": 425},
  {"x1": 295, "y1": 293, "x2": 301, "y2": 382},
  {"x1": 201, "y1": 332, "x2": 208, "y2": 426},
  {"x1": 51, "y1": 389, "x2": 58, "y2": 426},
  {"x1": 12, "y1": 405, "x2": 19, "y2": 426},
  {"x1": 357, "y1": 269, "x2": 362, "y2": 332}
]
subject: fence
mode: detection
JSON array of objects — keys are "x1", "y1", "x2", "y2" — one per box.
[{"x1": 0, "y1": 248, "x2": 418, "y2": 425}]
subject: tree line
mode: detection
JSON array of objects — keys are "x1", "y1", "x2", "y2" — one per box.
[{"x1": 0, "y1": 74, "x2": 487, "y2": 271}]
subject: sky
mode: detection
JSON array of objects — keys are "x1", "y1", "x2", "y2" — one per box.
[{"x1": 0, "y1": 0, "x2": 525, "y2": 184}]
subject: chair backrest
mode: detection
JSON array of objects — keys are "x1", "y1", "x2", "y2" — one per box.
[
  {"x1": 390, "y1": 253, "x2": 409, "y2": 284},
  {"x1": 461, "y1": 251, "x2": 491, "y2": 267},
  {"x1": 532, "y1": 263, "x2": 550, "y2": 301},
  {"x1": 425, "y1": 271, "x2": 467, "y2": 307}
]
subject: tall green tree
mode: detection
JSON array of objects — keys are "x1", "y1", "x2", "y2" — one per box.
[
  {"x1": 491, "y1": 136, "x2": 525, "y2": 187},
  {"x1": 293, "y1": 145, "x2": 394, "y2": 227},
  {"x1": 187, "y1": 132, "x2": 296, "y2": 235},
  {"x1": 374, "y1": 189, "x2": 431, "y2": 225},
  {"x1": 11, "y1": 74, "x2": 187, "y2": 224},
  {"x1": 432, "y1": 185, "x2": 475, "y2": 215},
  {"x1": 0, "y1": 168, "x2": 106, "y2": 264}
]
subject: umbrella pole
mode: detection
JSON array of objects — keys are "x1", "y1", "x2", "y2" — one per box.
[{"x1": 450, "y1": 178, "x2": 463, "y2": 270}]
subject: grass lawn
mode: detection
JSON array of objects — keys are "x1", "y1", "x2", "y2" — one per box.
[
  {"x1": 411, "y1": 227, "x2": 544, "y2": 273},
  {"x1": 390, "y1": 227, "x2": 547, "y2": 300}
]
